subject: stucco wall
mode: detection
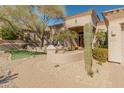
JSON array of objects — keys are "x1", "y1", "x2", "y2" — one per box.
[
  {"x1": 104, "y1": 11, "x2": 124, "y2": 63},
  {"x1": 65, "y1": 15, "x2": 94, "y2": 28},
  {"x1": 108, "y1": 21, "x2": 122, "y2": 63}
]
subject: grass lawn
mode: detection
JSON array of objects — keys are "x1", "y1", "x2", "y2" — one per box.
[{"x1": 8, "y1": 48, "x2": 46, "y2": 60}]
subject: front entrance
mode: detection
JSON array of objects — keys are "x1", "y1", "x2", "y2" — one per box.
[
  {"x1": 78, "y1": 32, "x2": 84, "y2": 47},
  {"x1": 69, "y1": 26, "x2": 84, "y2": 47}
]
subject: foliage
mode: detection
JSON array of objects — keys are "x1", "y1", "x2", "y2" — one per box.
[
  {"x1": 84, "y1": 24, "x2": 93, "y2": 77},
  {"x1": 53, "y1": 30, "x2": 78, "y2": 50},
  {"x1": 93, "y1": 48, "x2": 108, "y2": 65},
  {"x1": 0, "y1": 6, "x2": 64, "y2": 47},
  {"x1": 8, "y1": 48, "x2": 46, "y2": 60},
  {"x1": 53, "y1": 30, "x2": 78, "y2": 42},
  {"x1": 0, "y1": 25, "x2": 18, "y2": 40},
  {"x1": 95, "y1": 29, "x2": 108, "y2": 48},
  {"x1": 0, "y1": 27, "x2": 2, "y2": 38}
]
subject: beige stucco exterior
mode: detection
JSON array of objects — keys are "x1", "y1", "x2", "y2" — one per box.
[
  {"x1": 64, "y1": 10, "x2": 99, "y2": 28},
  {"x1": 103, "y1": 8, "x2": 124, "y2": 63}
]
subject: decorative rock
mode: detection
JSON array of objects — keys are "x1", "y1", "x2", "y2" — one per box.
[
  {"x1": 58, "y1": 45, "x2": 63, "y2": 50},
  {"x1": 47, "y1": 45, "x2": 56, "y2": 63},
  {"x1": 47, "y1": 45, "x2": 56, "y2": 54}
]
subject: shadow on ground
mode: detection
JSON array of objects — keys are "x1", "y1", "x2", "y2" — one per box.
[{"x1": 0, "y1": 72, "x2": 18, "y2": 84}]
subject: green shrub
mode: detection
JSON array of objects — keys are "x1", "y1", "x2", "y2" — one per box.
[
  {"x1": 93, "y1": 48, "x2": 108, "y2": 63},
  {"x1": 0, "y1": 26, "x2": 18, "y2": 40}
]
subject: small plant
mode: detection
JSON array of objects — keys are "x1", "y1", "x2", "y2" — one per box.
[
  {"x1": 93, "y1": 48, "x2": 108, "y2": 64},
  {"x1": 95, "y1": 29, "x2": 108, "y2": 48},
  {"x1": 84, "y1": 24, "x2": 93, "y2": 77}
]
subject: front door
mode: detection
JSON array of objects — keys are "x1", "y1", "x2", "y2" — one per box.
[{"x1": 79, "y1": 32, "x2": 84, "y2": 47}]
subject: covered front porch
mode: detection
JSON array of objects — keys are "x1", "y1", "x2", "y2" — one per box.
[
  {"x1": 68, "y1": 26, "x2": 84, "y2": 48},
  {"x1": 68, "y1": 25, "x2": 96, "y2": 48}
]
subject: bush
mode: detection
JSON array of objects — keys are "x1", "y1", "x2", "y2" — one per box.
[
  {"x1": 0, "y1": 26, "x2": 18, "y2": 40},
  {"x1": 93, "y1": 48, "x2": 108, "y2": 63}
]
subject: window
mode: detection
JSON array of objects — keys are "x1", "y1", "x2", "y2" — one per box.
[{"x1": 121, "y1": 23, "x2": 124, "y2": 31}]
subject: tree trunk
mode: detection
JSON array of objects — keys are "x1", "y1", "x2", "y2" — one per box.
[
  {"x1": 66, "y1": 40, "x2": 71, "y2": 50},
  {"x1": 71, "y1": 38, "x2": 78, "y2": 49}
]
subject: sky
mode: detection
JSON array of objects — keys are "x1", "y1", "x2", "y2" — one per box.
[
  {"x1": 65, "y1": 5, "x2": 124, "y2": 20},
  {"x1": 48, "y1": 5, "x2": 124, "y2": 26}
]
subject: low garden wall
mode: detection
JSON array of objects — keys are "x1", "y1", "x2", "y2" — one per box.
[
  {"x1": 47, "y1": 50, "x2": 83, "y2": 64},
  {"x1": 0, "y1": 40, "x2": 26, "y2": 51}
]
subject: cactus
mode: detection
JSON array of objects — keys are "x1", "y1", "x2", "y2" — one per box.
[{"x1": 83, "y1": 24, "x2": 93, "y2": 77}]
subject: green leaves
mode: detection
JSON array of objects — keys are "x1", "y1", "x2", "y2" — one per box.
[
  {"x1": 0, "y1": 6, "x2": 65, "y2": 47},
  {"x1": 53, "y1": 30, "x2": 78, "y2": 42},
  {"x1": 37, "y1": 5, "x2": 65, "y2": 18},
  {"x1": 93, "y1": 48, "x2": 108, "y2": 63},
  {"x1": 0, "y1": 25, "x2": 18, "y2": 40},
  {"x1": 95, "y1": 29, "x2": 107, "y2": 48}
]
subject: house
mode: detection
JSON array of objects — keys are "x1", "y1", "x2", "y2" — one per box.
[
  {"x1": 102, "y1": 8, "x2": 124, "y2": 63},
  {"x1": 0, "y1": 7, "x2": 124, "y2": 63},
  {"x1": 50, "y1": 8, "x2": 124, "y2": 63},
  {"x1": 64, "y1": 10, "x2": 99, "y2": 47},
  {"x1": 50, "y1": 10, "x2": 100, "y2": 47},
  {"x1": 96, "y1": 21, "x2": 107, "y2": 32}
]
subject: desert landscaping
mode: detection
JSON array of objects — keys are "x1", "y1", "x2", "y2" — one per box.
[
  {"x1": 0, "y1": 51, "x2": 124, "y2": 88},
  {"x1": 0, "y1": 5, "x2": 124, "y2": 88}
]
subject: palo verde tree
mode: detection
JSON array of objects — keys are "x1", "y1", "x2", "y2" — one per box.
[
  {"x1": 53, "y1": 30, "x2": 78, "y2": 51},
  {"x1": 0, "y1": 5, "x2": 64, "y2": 48},
  {"x1": 0, "y1": 25, "x2": 18, "y2": 40},
  {"x1": 84, "y1": 23, "x2": 93, "y2": 77}
]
